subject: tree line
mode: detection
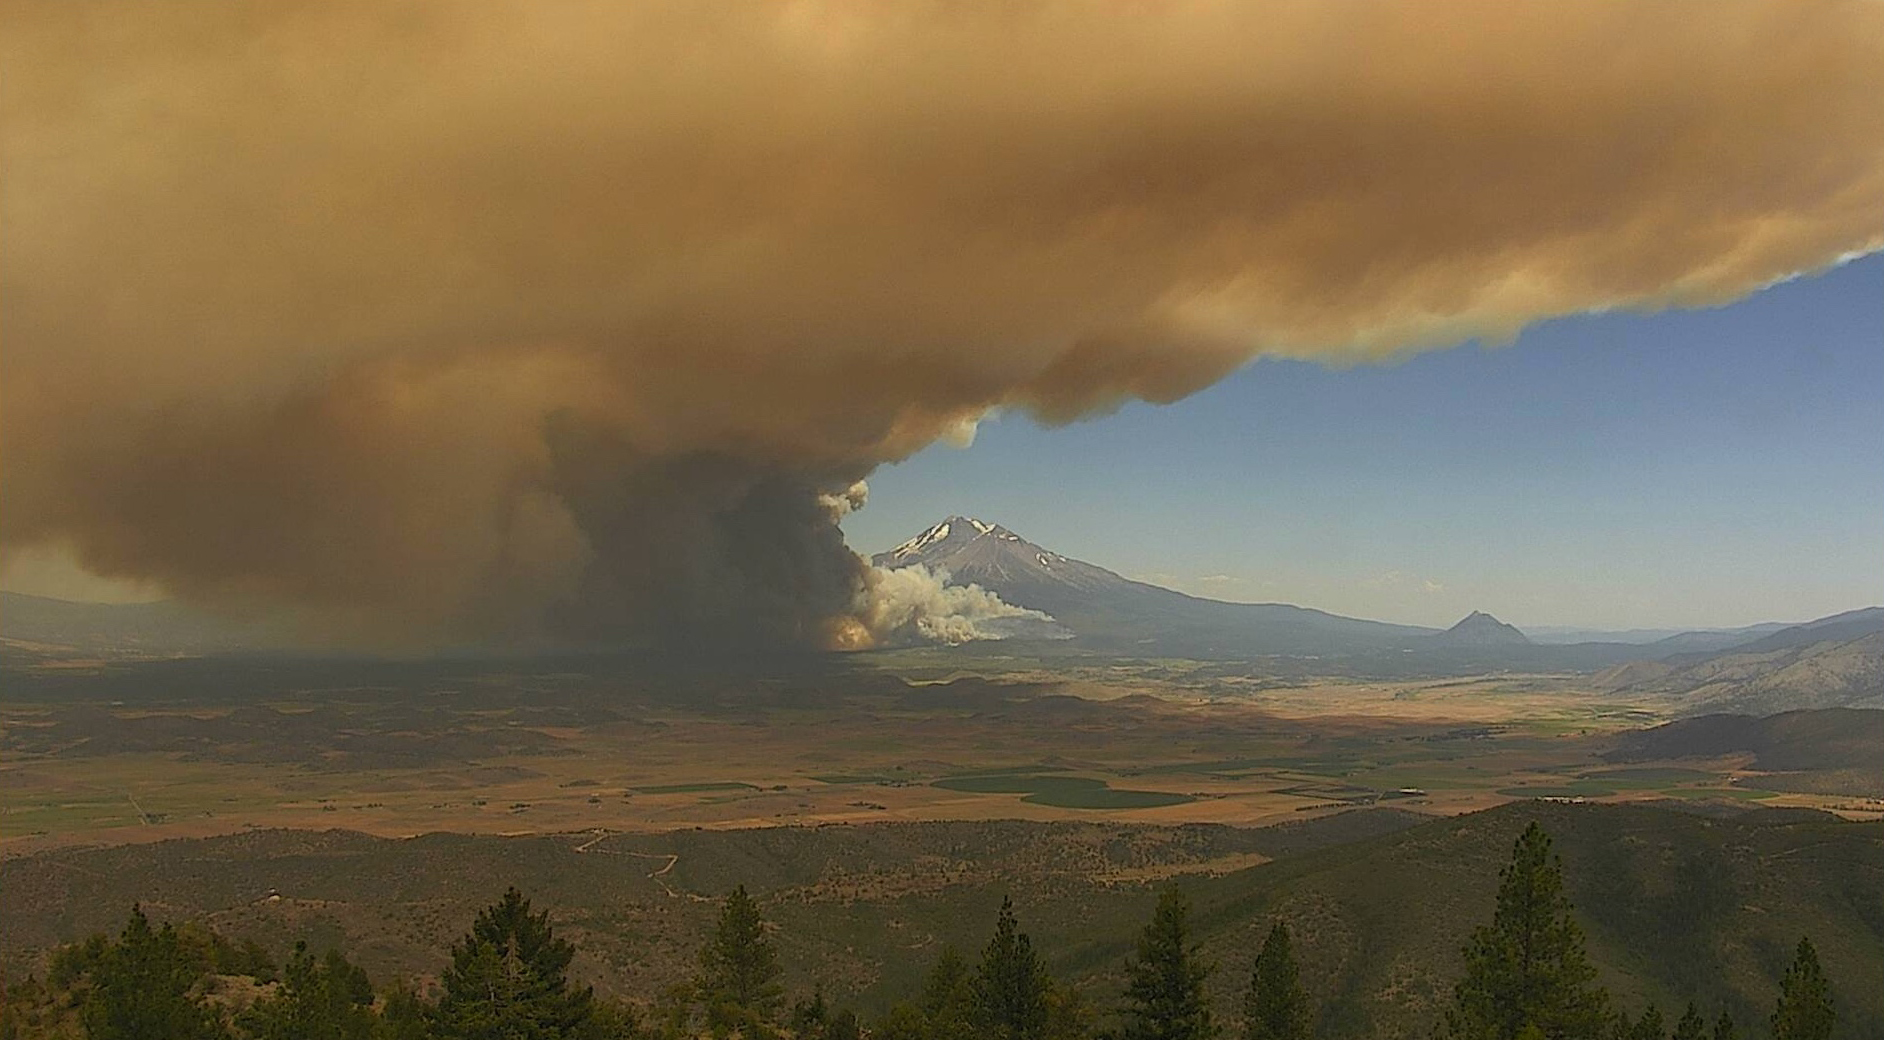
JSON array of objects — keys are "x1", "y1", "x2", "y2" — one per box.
[{"x1": 0, "y1": 823, "x2": 1839, "y2": 1040}]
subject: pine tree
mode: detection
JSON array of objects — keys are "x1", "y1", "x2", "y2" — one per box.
[
  {"x1": 1710, "y1": 1012, "x2": 1736, "y2": 1040},
  {"x1": 434, "y1": 887, "x2": 595, "y2": 1040},
  {"x1": 1670, "y1": 1004, "x2": 1706, "y2": 1040},
  {"x1": 1441, "y1": 823, "x2": 1609, "y2": 1040},
  {"x1": 1628, "y1": 1005, "x2": 1665, "y2": 1040},
  {"x1": 974, "y1": 897, "x2": 1053, "y2": 1040},
  {"x1": 1244, "y1": 922, "x2": 1307, "y2": 1040},
  {"x1": 697, "y1": 884, "x2": 784, "y2": 1037},
  {"x1": 922, "y1": 946, "x2": 979, "y2": 1040},
  {"x1": 79, "y1": 906, "x2": 228, "y2": 1040},
  {"x1": 239, "y1": 940, "x2": 377, "y2": 1040},
  {"x1": 1121, "y1": 889, "x2": 1214, "y2": 1040},
  {"x1": 876, "y1": 945, "x2": 980, "y2": 1040},
  {"x1": 1770, "y1": 937, "x2": 1834, "y2": 1040}
]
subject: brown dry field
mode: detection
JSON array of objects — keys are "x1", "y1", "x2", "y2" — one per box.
[{"x1": 3, "y1": 670, "x2": 1871, "y2": 858}]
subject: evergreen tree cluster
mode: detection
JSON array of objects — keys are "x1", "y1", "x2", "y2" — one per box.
[{"x1": 0, "y1": 824, "x2": 1840, "y2": 1040}]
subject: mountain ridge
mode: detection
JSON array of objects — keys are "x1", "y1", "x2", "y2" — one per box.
[
  {"x1": 869, "y1": 517, "x2": 1883, "y2": 682},
  {"x1": 874, "y1": 516, "x2": 1436, "y2": 658}
]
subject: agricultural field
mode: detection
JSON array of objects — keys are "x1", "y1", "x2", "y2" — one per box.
[{"x1": 4, "y1": 651, "x2": 1868, "y2": 860}]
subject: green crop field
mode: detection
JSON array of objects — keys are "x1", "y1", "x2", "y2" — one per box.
[
  {"x1": 1023, "y1": 784, "x2": 1195, "y2": 809},
  {"x1": 627, "y1": 782, "x2": 760, "y2": 794},
  {"x1": 1582, "y1": 767, "x2": 1719, "y2": 785},
  {"x1": 932, "y1": 774, "x2": 1195, "y2": 809},
  {"x1": 1498, "y1": 785, "x2": 1617, "y2": 799}
]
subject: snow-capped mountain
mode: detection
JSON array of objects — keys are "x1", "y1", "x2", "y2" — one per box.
[
  {"x1": 878, "y1": 517, "x2": 1131, "y2": 596},
  {"x1": 872, "y1": 517, "x2": 1858, "y2": 672},
  {"x1": 873, "y1": 516, "x2": 1435, "y2": 657}
]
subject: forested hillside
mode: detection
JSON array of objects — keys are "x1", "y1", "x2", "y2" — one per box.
[{"x1": 3, "y1": 804, "x2": 1878, "y2": 1040}]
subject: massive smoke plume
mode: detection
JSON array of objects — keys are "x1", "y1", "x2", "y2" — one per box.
[{"x1": 3, "y1": 2, "x2": 1881, "y2": 649}]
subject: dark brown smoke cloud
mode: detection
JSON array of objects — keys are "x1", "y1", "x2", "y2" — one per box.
[{"x1": 4, "y1": 1, "x2": 1882, "y2": 648}]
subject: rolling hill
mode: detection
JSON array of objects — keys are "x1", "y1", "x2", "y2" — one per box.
[
  {"x1": 1602, "y1": 708, "x2": 1884, "y2": 796},
  {"x1": 1595, "y1": 611, "x2": 1884, "y2": 716}
]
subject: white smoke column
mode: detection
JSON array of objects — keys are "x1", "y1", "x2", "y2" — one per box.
[{"x1": 847, "y1": 564, "x2": 1055, "y2": 648}]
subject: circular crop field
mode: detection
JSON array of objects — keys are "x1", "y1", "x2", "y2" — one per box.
[{"x1": 931, "y1": 774, "x2": 1194, "y2": 809}]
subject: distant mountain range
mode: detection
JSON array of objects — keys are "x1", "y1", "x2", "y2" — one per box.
[
  {"x1": 5, "y1": 517, "x2": 1878, "y2": 713},
  {"x1": 874, "y1": 517, "x2": 1434, "y2": 658},
  {"x1": 1595, "y1": 608, "x2": 1884, "y2": 715},
  {"x1": 871, "y1": 517, "x2": 1884, "y2": 704},
  {"x1": 1524, "y1": 622, "x2": 1794, "y2": 651},
  {"x1": 870, "y1": 516, "x2": 1608, "y2": 662}
]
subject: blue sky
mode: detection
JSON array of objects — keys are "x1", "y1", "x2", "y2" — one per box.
[{"x1": 845, "y1": 253, "x2": 1884, "y2": 631}]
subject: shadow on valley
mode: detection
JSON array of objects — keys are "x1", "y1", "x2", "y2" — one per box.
[{"x1": 0, "y1": 648, "x2": 916, "y2": 710}]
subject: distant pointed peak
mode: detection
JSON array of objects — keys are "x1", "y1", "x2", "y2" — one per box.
[{"x1": 1436, "y1": 610, "x2": 1531, "y2": 645}]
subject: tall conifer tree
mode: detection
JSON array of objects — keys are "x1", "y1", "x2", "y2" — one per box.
[
  {"x1": 1243, "y1": 922, "x2": 1307, "y2": 1040},
  {"x1": 1441, "y1": 822, "x2": 1608, "y2": 1040},
  {"x1": 434, "y1": 887, "x2": 594, "y2": 1040},
  {"x1": 975, "y1": 897, "x2": 1052, "y2": 1040},
  {"x1": 924, "y1": 946, "x2": 979, "y2": 1040},
  {"x1": 79, "y1": 907, "x2": 228, "y2": 1040},
  {"x1": 1770, "y1": 938, "x2": 1834, "y2": 1040},
  {"x1": 1121, "y1": 890, "x2": 1214, "y2": 1040},
  {"x1": 240, "y1": 941, "x2": 376, "y2": 1040},
  {"x1": 698, "y1": 884, "x2": 784, "y2": 1037}
]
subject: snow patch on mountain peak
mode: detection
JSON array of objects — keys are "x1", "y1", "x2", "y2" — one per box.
[{"x1": 889, "y1": 521, "x2": 952, "y2": 560}]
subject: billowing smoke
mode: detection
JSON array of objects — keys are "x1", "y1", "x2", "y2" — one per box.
[
  {"x1": 3, "y1": 2, "x2": 1881, "y2": 649},
  {"x1": 842, "y1": 565, "x2": 1056, "y2": 649}
]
